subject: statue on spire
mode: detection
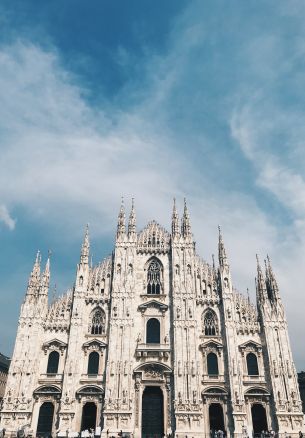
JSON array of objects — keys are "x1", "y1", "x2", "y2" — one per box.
[
  {"x1": 117, "y1": 197, "x2": 126, "y2": 238},
  {"x1": 171, "y1": 198, "x2": 180, "y2": 238},
  {"x1": 181, "y1": 198, "x2": 192, "y2": 238},
  {"x1": 128, "y1": 198, "x2": 136, "y2": 236},
  {"x1": 80, "y1": 224, "x2": 90, "y2": 265}
]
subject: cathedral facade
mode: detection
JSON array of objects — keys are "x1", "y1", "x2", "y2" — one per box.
[{"x1": 0, "y1": 200, "x2": 304, "y2": 437}]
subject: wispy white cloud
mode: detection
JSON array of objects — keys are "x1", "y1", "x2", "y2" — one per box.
[
  {"x1": 0, "y1": 204, "x2": 15, "y2": 230},
  {"x1": 1, "y1": 1, "x2": 305, "y2": 367}
]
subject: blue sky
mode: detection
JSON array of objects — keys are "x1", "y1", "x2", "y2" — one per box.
[{"x1": 1, "y1": 0, "x2": 305, "y2": 369}]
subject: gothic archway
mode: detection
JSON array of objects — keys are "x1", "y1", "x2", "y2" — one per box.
[
  {"x1": 36, "y1": 402, "x2": 54, "y2": 437},
  {"x1": 142, "y1": 386, "x2": 164, "y2": 438},
  {"x1": 251, "y1": 403, "x2": 268, "y2": 435},
  {"x1": 81, "y1": 402, "x2": 97, "y2": 431}
]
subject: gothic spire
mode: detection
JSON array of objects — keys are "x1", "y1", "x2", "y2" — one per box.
[
  {"x1": 117, "y1": 197, "x2": 126, "y2": 238},
  {"x1": 80, "y1": 224, "x2": 90, "y2": 264},
  {"x1": 171, "y1": 198, "x2": 180, "y2": 237},
  {"x1": 27, "y1": 250, "x2": 41, "y2": 293},
  {"x1": 41, "y1": 252, "x2": 51, "y2": 294},
  {"x1": 128, "y1": 198, "x2": 137, "y2": 236},
  {"x1": 265, "y1": 254, "x2": 279, "y2": 301},
  {"x1": 181, "y1": 198, "x2": 192, "y2": 238},
  {"x1": 255, "y1": 254, "x2": 268, "y2": 305},
  {"x1": 256, "y1": 254, "x2": 264, "y2": 286},
  {"x1": 218, "y1": 226, "x2": 229, "y2": 268}
]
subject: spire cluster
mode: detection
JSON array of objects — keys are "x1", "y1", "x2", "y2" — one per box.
[
  {"x1": 256, "y1": 254, "x2": 280, "y2": 303},
  {"x1": 26, "y1": 251, "x2": 50, "y2": 297},
  {"x1": 171, "y1": 198, "x2": 192, "y2": 239},
  {"x1": 116, "y1": 197, "x2": 138, "y2": 241}
]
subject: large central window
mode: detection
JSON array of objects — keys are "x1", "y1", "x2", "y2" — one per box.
[
  {"x1": 146, "y1": 318, "x2": 160, "y2": 344},
  {"x1": 147, "y1": 260, "x2": 161, "y2": 294}
]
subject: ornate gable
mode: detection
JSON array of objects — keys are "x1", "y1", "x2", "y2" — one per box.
[
  {"x1": 200, "y1": 340, "x2": 223, "y2": 357},
  {"x1": 82, "y1": 339, "x2": 107, "y2": 355},
  {"x1": 137, "y1": 221, "x2": 170, "y2": 254},
  {"x1": 238, "y1": 340, "x2": 262, "y2": 355},
  {"x1": 138, "y1": 300, "x2": 168, "y2": 315},
  {"x1": 42, "y1": 339, "x2": 67, "y2": 354}
]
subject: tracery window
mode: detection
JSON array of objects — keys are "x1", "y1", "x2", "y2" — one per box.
[
  {"x1": 247, "y1": 352, "x2": 259, "y2": 376},
  {"x1": 203, "y1": 309, "x2": 218, "y2": 336},
  {"x1": 89, "y1": 308, "x2": 106, "y2": 335},
  {"x1": 147, "y1": 259, "x2": 162, "y2": 294}
]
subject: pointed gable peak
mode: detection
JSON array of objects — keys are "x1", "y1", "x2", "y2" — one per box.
[{"x1": 137, "y1": 220, "x2": 170, "y2": 254}]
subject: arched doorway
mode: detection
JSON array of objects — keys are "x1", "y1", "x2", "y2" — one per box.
[
  {"x1": 251, "y1": 404, "x2": 268, "y2": 435},
  {"x1": 81, "y1": 402, "x2": 97, "y2": 431},
  {"x1": 142, "y1": 386, "x2": 164, "y2": 438},
  {"x1": 36, "y1": 402, "x2": 54, "y2": 436},
  {"x1": 209, "y1": 403, "x2": 225, "y2": 432}
]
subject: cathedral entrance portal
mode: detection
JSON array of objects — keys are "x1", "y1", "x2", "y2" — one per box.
[
  {"x1": 251, "y1": 404, "x2": 268, "y2": 436},
  {"x1": 36, "y1": 402, "x2": 54, "y2": 437},
  {"x1": 81, "y1": 402, "x2": 97, "y2": 431},
  {"x1": 209, "y1": 403, "x2": 225, "y2": 433},
  {"x1": 142, "y1": 386, "x2": 164, "y2": 438}
]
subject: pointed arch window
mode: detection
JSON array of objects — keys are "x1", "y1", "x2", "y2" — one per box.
[
  {"x1": 47, "y1": 351, "x2": 59, "y2": 374},
  {"x1": 247, "y1": 353, "x2": 259, "y2": 376},
  {"x1": 147, "y1": 259, "x2": 162, "y2": 294},
  {"x1": 89, "y1": 308, "x2": 106, "y2": 335},
  {"x1": 203, "y1": 310, "x2": 218, "y2": 336}
]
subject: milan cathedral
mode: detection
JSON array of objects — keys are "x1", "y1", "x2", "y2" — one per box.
[{"x1": 0, "y1": 200, "x2": 304, "y2": 437}]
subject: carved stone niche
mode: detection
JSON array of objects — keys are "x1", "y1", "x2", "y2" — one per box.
[
  {"x1": 82, "y1": 339, "x2": 107, "y2": 356},
  {"x1": 75, "y1": 385, "x2": 104, "y2": 402},
  {"x1": 138, "y1": 300, "x2": 168, "y2": 317},
  {"x1": 42, "y1": 339, "x2": 67, "y2": 355},
  {"x1": 238, "y1": 340, "x2": 262, "y2": 357},
  {"x1": 200, "y1": 340, "x2": 223, "y2": 356}
]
